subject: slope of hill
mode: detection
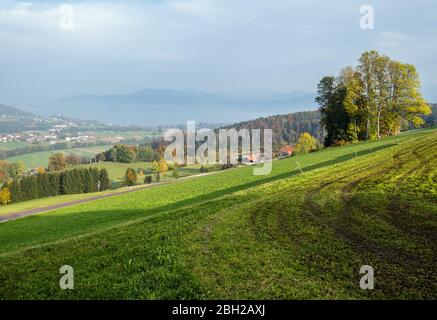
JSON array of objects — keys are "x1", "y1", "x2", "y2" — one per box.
[
  {"x1": 57, "y1": 89, "x2": 316, "y2": 125},
  {"x1": 0, "y1": 128, "x2": 435, "y2": 299},
  {"x1": 0, "y1": 103, "x2": 35, "y2": 119},
  {"x1": 0, "y1": 102, "x2": 51, "y2": 133},
  {"x1": 222, "y1": 110, "x2": 324, "y2": 145}
]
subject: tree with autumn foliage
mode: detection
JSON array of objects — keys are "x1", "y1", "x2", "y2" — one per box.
[
  {"x1": 48, "y1": 153, "x2": 68, "y2": 171},
  {"x1": 123, "y1": 168, "x2": 137, "y2": 186},
  {"x1": 316, "y1": 50, "x2": 432, "y2": 146},
  {"x1": 0, "y1": 187, "x2": 11, "y2": 205},
  {"x1": 295, "y1": 132, "x2": 322, "y2": 154}
]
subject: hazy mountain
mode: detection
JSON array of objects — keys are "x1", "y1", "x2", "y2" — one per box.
[
  {"x1": 56, "y1": 89, "x2": 317, "y2": 126},
  {"x1": 0, "y1": 103, "x2": 35, "y2": 118}
]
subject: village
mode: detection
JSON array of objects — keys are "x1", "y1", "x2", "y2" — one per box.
[{"x1": 0, "y1": 130, "x2": 95, "y2": 144}]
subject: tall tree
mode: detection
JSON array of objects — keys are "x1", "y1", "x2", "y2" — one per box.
[
  {"x1": 99, "y1": 169, "x2": 110, "y2": 191},
  {"x1": 48, "y1": 153, "x2": 68, "y2": 172},
  {"x1": 341, "y1": 67, "x2": 366, "y2": 141},
  {"x1": 373, "y1": 54, "x2": 391, "y2": 139},
  {"x1": 123, "y1": 168, "x2": 137, "y2": 186},
  {"x1": 358, "y1": 50, "x2": 379, "y2": 139},
  {"x1": 316, "y1": 76, "x2": 350, "y2": 146},
  {"x1": 318, "y1": 50, "x2": 431, "y2": 143}
]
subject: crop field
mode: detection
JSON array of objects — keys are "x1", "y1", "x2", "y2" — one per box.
[{"x1": 0, "y1": 128, "x2": 435, "y2": 299}]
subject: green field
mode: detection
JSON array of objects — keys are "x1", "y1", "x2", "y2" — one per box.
[
  {"x1": 0, "y1": 141, "x2": 29, "y2": 151},
  {"x1": 0, "y1": 129, "x2": 435, "y2": 299},
  {"x1": 5, "y1": 145, "x2": 112, "y2": 168},
  {"x1": 77, "y1": 162, "x2": 218, "y2": 182},
  {"x1": 0, "y1": 189, "x2": 125, "y2": 217}
]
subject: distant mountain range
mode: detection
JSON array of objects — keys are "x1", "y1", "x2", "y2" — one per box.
[
  {"x1": 56, "y1": 89, "x2": 317, "y2": 125},
  {"x1": 0, "y1": 103, "x2": 35, "y2": 118}
]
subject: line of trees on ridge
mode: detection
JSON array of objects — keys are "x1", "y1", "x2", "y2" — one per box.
[{"x1": 316, "y1": 50, "x2": 432, "y2": 146}]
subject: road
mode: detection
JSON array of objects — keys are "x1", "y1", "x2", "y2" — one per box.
[{"x1": 0, "y1": 170, "x2": 224, "y2": 223}]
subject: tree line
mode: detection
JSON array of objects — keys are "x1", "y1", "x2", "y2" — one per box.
[
  {"x1": 316, "y1": 50, "x2": 432, "y2": 146},
  {"x1": 0, "y1": 167, "x2": 110, "y2": 205},
  {"x1": 221, "y1": 111, "x2": 326, "y2": 147}
]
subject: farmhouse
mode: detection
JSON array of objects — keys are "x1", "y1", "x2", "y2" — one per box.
[{"x1": 279, "y1": 145, "x2": 293, "y2": 158}]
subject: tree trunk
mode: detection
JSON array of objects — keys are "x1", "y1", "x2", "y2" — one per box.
[
  {"x1": 376, "y1": 110, "x2": 381, "y2": 139},
  {"x1": 366, "y1": 116, "x2": 370, "y2": 140}
]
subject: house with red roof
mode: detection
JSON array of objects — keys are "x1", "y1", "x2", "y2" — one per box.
[{"x1": 279, "y1": 146, "x2": 293, "y2": 158}]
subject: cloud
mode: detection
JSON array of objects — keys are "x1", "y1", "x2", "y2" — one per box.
[{"x1": 0, "y1": 0, "x2": 436, "y2": 108}]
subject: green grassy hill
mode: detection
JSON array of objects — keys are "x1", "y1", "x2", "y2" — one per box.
[{"x1": 0, "y1": 129, "x2": 435, "y2": 299}]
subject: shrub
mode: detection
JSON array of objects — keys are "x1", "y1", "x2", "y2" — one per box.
[
  {"x1": 123, "y1": 168, "x2": 137, "y2": 186},
  {"x1": 0, "y1": 187, "x2": 11, "y2": 205},
  {"x1": 144, "y1": 175, "x2": 152, "y2": 184},
  {"x1": 172, "y1": 166, "x2": 179, "y2": 179},
  {"x1": 158, "y1": 159, "x2": 168, "y2": 172},
  {"x1": 333, "y1": 139, "x2": 349, "y2": 147},
  {"x1": 295, "y1": 132, "x2": 322, "y2": 154}
]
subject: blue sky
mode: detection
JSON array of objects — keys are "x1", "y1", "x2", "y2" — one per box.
[{"x1": 1, "y1": 0, "x2": 436, "y2": 110}]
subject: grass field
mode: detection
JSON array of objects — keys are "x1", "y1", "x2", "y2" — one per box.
[
  {"x1": 5, "y1": 145, "x2": 112, "y2": 168},
  {"x1": 0, "y1": 189, "x2": 120, "y2": 217},
  {"x1": 0, "y1": 128, "x2": 435, "y2": 299},
  {"x1": 77, "y1": 162, "x2": 217, "y2": 182},
  {"x1": 0, "y1": 141, "x2": 29, "y2": 151},
  {"x1": 77, "y1": 161, "x2": 153, "y2": 181}
]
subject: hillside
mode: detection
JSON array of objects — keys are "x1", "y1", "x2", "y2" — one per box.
[
  {"x1": 0, "y1": 103, "x2": 35, "y2": 118},
  {"x1": 222, "y1": 110, "x2": 325, "y2": 145},
  {"x1": 0, "y1": 128, "x2": 435, "y2": 299},
  {"x1": 0, "y1": 103, "x2": 51, "y2": 133}
]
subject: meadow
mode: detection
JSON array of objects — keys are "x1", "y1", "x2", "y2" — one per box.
[
  {"x1": 0, "y1": 128, "x2": 435, "y2": 299},
  {"x1": 0, "y1": 141, "x2": 29, "y2": 151},
  {"x1": 5, "y1": 145, "x2": 112, "y2": 168}
]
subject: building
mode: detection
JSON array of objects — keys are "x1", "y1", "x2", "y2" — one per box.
[{"x1": 279, "y1": 146, "x2": 293, "y2": 158}]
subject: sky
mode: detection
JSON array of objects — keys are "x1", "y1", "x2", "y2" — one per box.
[{"x1": 1, "y1": 0, "x2": 437, "y2": 111}]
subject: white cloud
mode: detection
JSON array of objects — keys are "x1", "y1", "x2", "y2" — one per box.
[{"x1": 0, "y1": 0, "x2": 436, "y2": 106}]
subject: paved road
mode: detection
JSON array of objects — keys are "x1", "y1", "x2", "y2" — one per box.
[{"x1": 0, "y1": 171, "x2": 222, "y2": 223}]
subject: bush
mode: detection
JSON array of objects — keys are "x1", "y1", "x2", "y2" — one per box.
[
  {"x1": 0, "y1": 187, "x2": 11, "y2": 205},
  {"x1": 172, "y1": 169, "x2": 179, "y2": 179},
  {"x1": 295, "y1": 132, "x2": 322, "y2": 154},
  {"x1": 144, "y1": 175, "x2": 152, "y2": 184},
  {"x1": 123, "y1": 168, "x2": 137, "y2": 186},
  {"x1": 332, "y1": 139, "x2": 349, "y2": 147}
]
